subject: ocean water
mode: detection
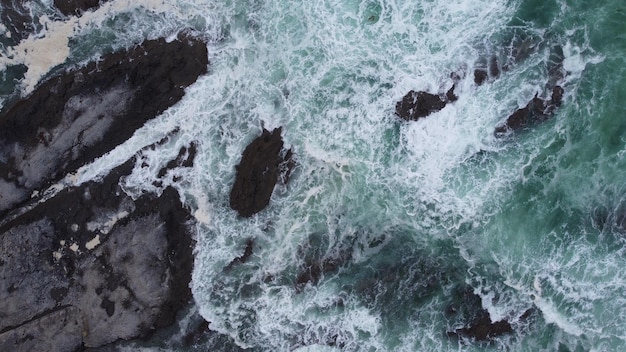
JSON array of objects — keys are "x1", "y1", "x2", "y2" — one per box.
[{"x1": 2, "y1": 0, "x2": 626, "y2": 351}]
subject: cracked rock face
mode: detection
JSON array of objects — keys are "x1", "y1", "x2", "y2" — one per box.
[
  {"x1": 0, "y1": 34, "x2": 208, "y2": 215},
  {"x1": 0, "y1": 145, "x2": 197, "y2": 351},
  {"x1": 0, "y1": 22, "x2": 208, "y2": 352}
]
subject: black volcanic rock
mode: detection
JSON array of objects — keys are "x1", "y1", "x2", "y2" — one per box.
[
  {"x1": 495, "y1": 85, "x2": 564, "y2": 135},
  {"x1": 452, "y1": 310, "x2": 514, "y2": 341},
  {"x1": 0, "y1": 142, "x2": 196, "y2": 351},
  {"x1": 229, "y1": 128, "x2": 294, "y2": 217},
  {"x1": 395, "y1": 90, "x2": 448, "y2": 121},
  {"x1": 0, "y1": 33, "x2": 208, "y2": 215},
  {"x1": 54, "y1": 0, "x2": 110, "y2": 16}
]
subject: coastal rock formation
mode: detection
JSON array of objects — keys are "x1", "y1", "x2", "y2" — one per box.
[
  {"x1": 474, "y1": 56, "x2": 501, "y2": 86},
  {"x1": 0, "y1": 33, "x2": 208, "y2": 215},
  {"x1": 495, "y1": 85, "x2": 564, "y2": 135},
  {"x1": 395, "y1": 90, "x2": 450, "y2": 121},
  {"x1": 446, "y1": 287, "x2": 534, "y2": 342},
  {"x1": 229, "y1": 128, "x2": 294, "y2": 217},
  {"x1": 0, "y1": 145, "x2": 196, "y2": 351},
  {"x1": 54, "y1": 0, "x2": 110, "y2": 16}
]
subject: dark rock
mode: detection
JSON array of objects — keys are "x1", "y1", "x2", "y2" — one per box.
[
  {"x1": 54, "y1": 0, "x2": 109, "y2": 16},
  {"x1": 495, "y1": 85, "x2": 564, "y2": 135},
  {"x1": 446, "y1": 287, "x2": 534, "y2": 342},
  {"x1": 0, "y1": 142, "x2": 196, "y2": 350},
  {"x1": 489, "y1": 56, "x2": 500, "y2": 80},
  {"x1": 294, "y1": 232, "x2": 355, "y2": 292},
  {"x1": 446, "y1": 84, "x2": 458, "y2": 103},
  {"x1": 473, "y1": 56, "x2": 499, "y2": 86},
  {"x1": 0, "y1": 33, "x2": 208, "y2": 215},
  {"x1": 229, "y1": 128, "x2": 294, "y2": 217},
  {"x1": 157, "y1": 142, "x2": 198, "y2": 178},
  {"x1": 474, "y1": 69, "x2": 488, "y2": 86},
  {"x1": 395, "y1": 90, "x2": 448, "y2": 121},
  {"x1": 452, "y1": 309, "x2": 513, "y2": 341},
  {"x1": 0, "y1": 1, "x2": 34, "y2": 44},
  {"x1": 225, "y1": 238, "x2": 254, "y2": 271}
]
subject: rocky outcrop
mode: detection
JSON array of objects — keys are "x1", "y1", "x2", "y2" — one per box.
[
  {"x1": 229, "y1": 128, "x2": 294, "y2": 217},
  {"x1": 0, "y1": 140, "x2": 197, "y2": 351},
  {"x1": 54, "y1": 0, "x2": 110, "y2": 16},
  {"x1": 446, "y1": 287, "x2": 534, "y2": 342},
  {"x1": 494, "y1": 85, "x2": 564, "y2": 135},
  {"x1": 0, "y1": 33, "x2": 208, "y2": 215},
  {"x1": 395, "y1": 89, "x2": 455, "y2": 121}
]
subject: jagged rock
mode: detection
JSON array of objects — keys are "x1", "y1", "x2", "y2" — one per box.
[
  {"x1": 0, "y1": 143, "x2": 196, "y2": 351},
  {"x1": 395, "y1": 90, "x2": 449, "y2": 121},
  {"x1": 452, "y1": 310, "x2": 513, "y2": 341},
  {"x1": 474, "y1": 55, "x2": 500, "y2": 86},
  {"x1": 229, "y1": 128, "x2": 294, "y2": 217},
  {"x1": 224, "y1": 238, "x2": 254, "y2": 271},
  {"x1": 474, "y1": 69, "x2": 488, "y2": 85},
  {"x1": 495, "y1": 85, "x2": 564, "y2": 135},
  {"x1": 446, "y1": 84, "x2": 458, "y2": 103},
  {"x1": 54, "y1": 0, "x2": 110, "y2": 16},
  {"x1": 446, "y1": 287, "x2": 534, "y2": 342},
  {"x1": 0, "y1": 33, "x2": 208, "y2": 215}
]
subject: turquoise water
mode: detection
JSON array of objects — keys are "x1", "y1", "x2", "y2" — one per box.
[{"x1": 3, "y1": 0, "x2": 626, "y2": 350}]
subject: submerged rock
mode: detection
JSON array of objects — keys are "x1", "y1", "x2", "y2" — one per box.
[
  {"x1": 0, "y1": 144, "x2": 196, "y2": 351},
  {"x1": 0, "y1": 33, "x2": 208, "y2": 215},
  {"x1": 229, "y1": 128, "x2": 294, "y2": 217},
  {"x1": 474, "y1": 55, "x2": 500, "y2": 86},
  {"x1": 446, "y1": 287, "x2": 534, "y2": 342},
  {"x1": 495, "y1": 85, "x2": 564, "y2": 135}
]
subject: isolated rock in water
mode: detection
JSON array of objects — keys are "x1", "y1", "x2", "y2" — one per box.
[
  {"x1": 229, "y1": 128, "x2": 294, "y2": 217},
  {"x1": 0, "y1": 146, "x2": 196, "y2": 351},
  {"x1": 395, "y1": 90, "x2": 448, "y2": 121},
  {"x1": 495, "y1": 85, "x2": 564, "y2": 135},
  {"x1": 0, "y1": 33, "x2": 208, "y2": 215},
  {"x1": 54, "y1": 0, "x2": 109, "y2": 16},
  {"x1": 473, "y1": 69, "x2": 488, "y2": 86}
]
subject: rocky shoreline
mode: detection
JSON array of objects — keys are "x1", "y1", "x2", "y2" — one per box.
[
  {"x1": 0, "y1": 2, "x2": 575, "y2": 349},
  {"x1": 0, "y1": 29, "x2": 209, "y2": 351}
]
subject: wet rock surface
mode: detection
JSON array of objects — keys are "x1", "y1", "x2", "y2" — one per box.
[
  {"x1": 0, "y1": 142, "x2": 197, "y2": 351},
  {"x1": 395, "y1": 90, "x2": 449, "y2": 121},
  {"x1": 495, "y1": 85, "x2": 564, "y2": 135},
  {"x1": 446, "y1": 287, "x2": 534, "y2": 342},
  {"x1": 229, "y1": 128, "x2": 294, "y2": 217},
  {"x1": 0, "y1": 33, "x2": 208, "y2": 215},
  {"x1": 54, "y1": 0, "x2": 110, "y2": 16}
]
